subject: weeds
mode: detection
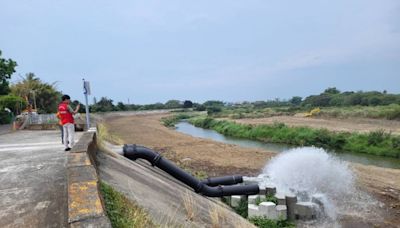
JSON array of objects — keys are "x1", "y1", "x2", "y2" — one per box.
[
  {"x1": 100, "y1": 181, "x2": 155, "y2": 228},
  {"x1": 161, "y1": 113, "x2": 195, "y2": 127},
  {"x1": 182, "y1": 190, "x2": 197, "y2": 221},
  {"x1": 249, "y1": 216, "x2": 295, "y2": 228}
]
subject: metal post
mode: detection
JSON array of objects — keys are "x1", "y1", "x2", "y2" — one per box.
[{"x1": 83, "y1": 79, "x2": 91, "y2": 129}]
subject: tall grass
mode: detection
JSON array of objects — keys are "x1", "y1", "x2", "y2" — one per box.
[
  {"x1": 100, "y1": 181, "x2": 155, "y2": 228},
  {"x1": 190, "y1": 117, "x2": 400, "y2": 158}
]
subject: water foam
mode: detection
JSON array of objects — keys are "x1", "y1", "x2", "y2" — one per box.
[{"x1": 261, "y1": 147, "x2": 381, "y2": 223}]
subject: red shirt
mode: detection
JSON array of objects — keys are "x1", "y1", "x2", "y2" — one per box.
[{"x1": 58, "y1": 102, "x2": 74, "y2": 125}]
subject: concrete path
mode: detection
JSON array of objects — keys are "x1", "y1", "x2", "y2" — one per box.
[
  {"x1": 0, "y1": 130, "x2": 82, "y2": 228},
  {"x1": 0, "y1": 124, "x2": 12, "y2": 135}
]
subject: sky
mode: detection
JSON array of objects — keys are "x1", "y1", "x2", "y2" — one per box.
[{"x1": 1, "y1": 0, "x2": 399, "y2": 104}]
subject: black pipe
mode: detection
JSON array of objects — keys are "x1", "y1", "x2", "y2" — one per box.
[
  {"x1": 123, "y1": 144, "x2": 259, "y2": 197},
  {"x1": 201, "y1": 176, "x2": 243, "y2": 187}
]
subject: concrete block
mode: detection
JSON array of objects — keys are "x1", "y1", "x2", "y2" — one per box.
[
  {"x1": 285, "y1": 194, "x2": 297, "y2": 221},
  {"x1": 231, "y1": 195, "x2": 246, "y2": 208},
  {"x1": 68, "y1": 153, "x2": 92, "y2": 168},
  {"x1": 248, "y1": 204, "x2": 263, "y2": 218},
  {"x1": 275, "y1": 193, "x2": 286, "y2": 205},
  {"x1": 248, "y1": 195, "x2": 259, "y2": 204},
  {"x1": 276, "y1": 205, "x2": 287, "y2": 220},
  {"x1": 68, "y1": 166, "x2": 98, "y2": 184},
  {"x1": 258, "y1": 186, "x2": 266, "y2": 195},
  {"x1": 68, "y1": 180, "x2": 104, "y2": 223},
  {"x1": 265, "y1": 186, "x2": 276, "y2": 196},
  {"x1": 70, "y1": 215, "x2": 111, "y2": 228},
  {"x1": 294, "y1": 202, "x2": 318, "y2": 220},
  {"x1": 259, "y1": 202, "x2": 277, "y2": 219}
]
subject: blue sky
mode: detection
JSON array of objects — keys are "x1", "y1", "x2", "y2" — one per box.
[{"x1": 1, "y1": 0, "x2": 399, "y2": 104}]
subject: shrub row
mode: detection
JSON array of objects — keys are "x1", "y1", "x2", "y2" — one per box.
[{"x1": 189, "y1": 117, "x2": 400, "y2": 158}]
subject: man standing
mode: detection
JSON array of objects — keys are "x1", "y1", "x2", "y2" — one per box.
[{"x1": 58, "y1": 95, "x2": 80, "y2": 151}]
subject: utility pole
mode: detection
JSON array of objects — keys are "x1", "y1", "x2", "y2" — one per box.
[{"x1": 83, "y1": 79, "x2": 91, "y2": 129}]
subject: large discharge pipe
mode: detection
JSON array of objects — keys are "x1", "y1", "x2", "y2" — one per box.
[{"x1": 123, "y1": 144, "x2": 259, "y2": 197}]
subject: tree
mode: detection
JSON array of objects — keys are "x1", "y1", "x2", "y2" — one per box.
[
  {"x1": 289, "y1": 96, "x2": 302, "y2": 106},
  {"x1": 164, "y1": 100, "x2": 181, "y2": 109},
  {"x1": 323, "y1": 87, "x2": 340, "y2": 94},
  {"x1": 0, "y1": 50, "x2": 17, "y2": 95},
  {"x1": 0, "y1": 95, "x2": 27, "y2": 115},
  {"x1": 90, "y1": 97, "x2": 115, "y2": 112},
  {"x1": 11, "y1": 73, "x2": 62, "y2": 113},
  {"x1": 116, "y1": 102, "x2": 126, "y2": 111},
  {"x1": 183, "y1": 100, "x2": 193, "y2": 108}
]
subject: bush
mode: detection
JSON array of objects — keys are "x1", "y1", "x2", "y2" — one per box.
[{"x1": 249, "y1": 216, "x2": 295, "y2": 228}]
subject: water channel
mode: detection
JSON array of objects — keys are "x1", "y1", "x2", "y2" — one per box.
[{"x1": 175, "y1": 121, "x2": 400, "y2": 169}]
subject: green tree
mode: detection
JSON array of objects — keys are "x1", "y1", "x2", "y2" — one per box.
[
  {"x1": 164, "y1": 100, "x2": 181, "y2": 109},
  {"x1": 116, "y1": 102, "x2": 126, "y2": 111},
  {"x1": 183, "y1": 100, "x2": 193, "y2": 108},
  {"x1": 324, "y1": 87, "x2": 340, "y2": 94},
  {"x1": 90, "y1": 97, "x2": 115, "y2": 112},
  {"x1": 289, "y1": 96, "x2": 302, "y2": 106},
  {"x1": 11, "y1": 73, "x2": 62, "y2": 113},
  {"x1": 0, "y1": 95, "x2": 27, "y2": 114},
  {"x1": 0, "y1": 50, "x2": 17, "y2": 95}
]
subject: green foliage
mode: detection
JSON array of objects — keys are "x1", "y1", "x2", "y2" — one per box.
[
  {"x1": 289, "y1": 96, "x2": 302, "y2": 106},
  {"x1": 161, "y1": 113, "x2": 192, "y2": 127},
  {"x1": 0, "y1": 50, "x2": 17, "y2": 95},
  {"x1": 11, "y1": 73, "x2": 62, "y2": 113},
  {"x1": 165, "y1": 99, "x2": 182, "y2": 109},
  {"x1": 183, "y1": 100, "x2": 193, "y2": 108},
  {"x1": 303, "y1": 89, "x2": 400, "y2": 107},
  {"x1": 0, "y1": 95, "x2": 27, "y2": 114},
  {"x1": 190, "y1": 117, "x2": 400, "y2": 158},
  {"x1": 100, "y1": 181, "x2": 154, "y2": 228},
  {"x1": 249, "y1": 216, "x2": 295, "y2": 228},
  {"x1": 234, "y1": 198, "x2": 248, "y2": 218},
  {"x1": 0, "y1": 111, "x2": 12, "y2": 124},
  {"x1": 90, "y1": 97, "x2": 115, "y2": 112}
]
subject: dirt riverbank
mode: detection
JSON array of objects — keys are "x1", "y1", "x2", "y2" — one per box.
[{"x1": 104, "y1": 113, "x2": 400, "y2": 227}]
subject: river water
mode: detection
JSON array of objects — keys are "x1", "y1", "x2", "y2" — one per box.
[{"x1": 175, "y1": 121, "x2": 400, "y2": 169}]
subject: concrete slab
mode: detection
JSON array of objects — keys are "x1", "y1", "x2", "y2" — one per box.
[
  {"x1": 68, "y1": 180, "x2": 104, "y2": 223},
  {"x1": 68, "y1": 166, "x2": 97, "y2": 183},
  {"x1": 0, "y1": 130, "x2": 82, "y2": 227}
]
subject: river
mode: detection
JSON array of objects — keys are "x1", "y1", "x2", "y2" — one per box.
[{"x1": 175, "y1": 121, "x2": 400, "y2": 169}]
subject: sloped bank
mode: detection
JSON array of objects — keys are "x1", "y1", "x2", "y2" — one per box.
[{"x1": 97, "y1": 142, "x2": 256, "y2": 227}]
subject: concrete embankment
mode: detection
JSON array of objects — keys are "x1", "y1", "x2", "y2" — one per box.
[
  {"x1": 98, "y1": 143, "x2": 255, "y2": 228},
  {"x1": 66, "y1": 129, "x2": 111, "y2": 227}
]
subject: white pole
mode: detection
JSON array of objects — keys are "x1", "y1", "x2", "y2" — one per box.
[{"x1": 83, "y1": 79, "x2": 91, "y2": 129}]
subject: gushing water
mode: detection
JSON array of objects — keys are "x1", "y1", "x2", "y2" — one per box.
[{"x1": 261, "y1": 147, "x2": 381, "y2": 224}]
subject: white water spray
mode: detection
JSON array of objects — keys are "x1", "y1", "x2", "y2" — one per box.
[{"x1": 260, "y1": 147, "x2": 381, "y2": 223}]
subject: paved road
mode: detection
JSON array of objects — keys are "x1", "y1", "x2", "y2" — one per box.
[{"x1": 0, "y1": 130, "x2": 82, "y2": 228}]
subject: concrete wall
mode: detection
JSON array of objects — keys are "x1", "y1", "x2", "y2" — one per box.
[{"x1": 67, "y1": 130, "x2": 111, "y2": 228}]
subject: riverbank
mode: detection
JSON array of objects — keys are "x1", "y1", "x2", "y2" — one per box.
[
  {"x1": 105, "y1": 112, "x2": 400, "y2": 227},
  {"x1": 189, "y1": 117, "x2": 400, "y2": 158}
]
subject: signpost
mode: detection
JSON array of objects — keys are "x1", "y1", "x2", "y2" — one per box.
[{"x1": 83, "y1": 79, "x2": 91, "y2": 129}]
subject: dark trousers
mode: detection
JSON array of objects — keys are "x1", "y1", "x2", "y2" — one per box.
[{"x1": 59, "y1": 125, "x2": 64, "y2": 144}]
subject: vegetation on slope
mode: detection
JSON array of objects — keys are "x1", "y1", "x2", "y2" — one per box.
[
  {"x1": 100, "y1": 181, "x2": 155, "y2": 228},
  {"x1": 190, "y1": 117, "x2": 400, "y2": 158}
]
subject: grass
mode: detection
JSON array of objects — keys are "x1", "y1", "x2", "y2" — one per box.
[
  {"x1": 161, "y1": 113, "x2": 200, "y2": 127},
  {"x1": 190, "y1": 117, "x2": 400, "y2": 158},
  {"x1": 182, "y1": 190, "x2": 197, "y2": 222},
  {"x1": 100, "y1": 181, "x2": 155, "y2": 228},
  {"x1": 249, "y1": 217, "x2": 295, "y2": 228},
  {"x1": 318, "y1": 104, "x2": 400, "y2": 120}
]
